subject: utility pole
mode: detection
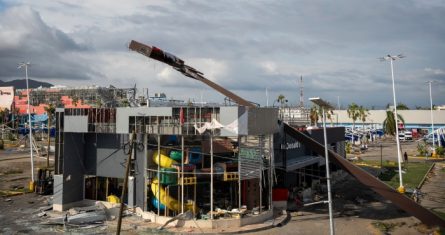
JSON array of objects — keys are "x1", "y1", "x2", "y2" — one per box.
[
  {"x1": 299, "y1": 76, "x2": 304, "y2": 108},
  {"x1": 117, "y1": 131, "x2": 135, "y2": 235},
  {"x1": 309, "y1": 97, "x2": 335, "y2": 235},
  {"x1": 380, "y1": 54, "x2": 405, "y2": 193},
  {"x1": 18, "y1": 62, "x2": 35, "y2": 189},
  {"x1": 427, "y1": 81, "x2": 438, "y2": 156}
]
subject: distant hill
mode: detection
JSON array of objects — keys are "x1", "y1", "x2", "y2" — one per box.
[{"x1": 0, "y1": 79, "x2": 53, "y2": 89}]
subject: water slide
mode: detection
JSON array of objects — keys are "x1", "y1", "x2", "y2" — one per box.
[
  {"x1": 150, "y1": 150, "x2": 197, "y2": 212},
  {"x1": 283, "y1": 122, "x2": 445, "y2": 227}
]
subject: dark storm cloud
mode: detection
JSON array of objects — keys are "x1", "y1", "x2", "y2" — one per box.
[
  {"x1": 1, "y1": 0, "x2": 444, "y2": 106},
  {"x1": 0, "y1": 6, "x2": 100, "y2": 81}
]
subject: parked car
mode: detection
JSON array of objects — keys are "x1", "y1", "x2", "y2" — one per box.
[
  {"x1": 398, "y1": 133, "x2": 406, "y2": 141},
  {"x1": 404, "y1": 131, "x2": 413, "y2": 140}
]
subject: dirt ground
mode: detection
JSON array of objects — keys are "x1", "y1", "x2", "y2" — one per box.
[{"x1": 0, "y1": 138, "x2": 443, "y2": 234}]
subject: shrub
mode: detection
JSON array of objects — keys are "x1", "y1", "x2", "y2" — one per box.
[
  {"x1": 417, "y1": 142, "x2": 427, "y2": 156},
  {"x1": 436, "y1": 146, "x2": 444, "y2": 156}
]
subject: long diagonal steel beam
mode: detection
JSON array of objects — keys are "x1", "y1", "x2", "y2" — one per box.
[
  {"x1": 283, "y1": 123, "x2": 445, "y2": 228},
  {"x1": 129, "y1": 40, "x2": 253, "y2": 107}
]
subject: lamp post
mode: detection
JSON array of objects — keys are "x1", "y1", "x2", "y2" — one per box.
[
  {"x1": 427, "y1": 81, "x2": 437, "y2": 156},
  {"x1": 18, "y1": 62, "x2": 35, "y2": 188},
  {"x1": 380, "y1": 54, "x2": 405, "y2": 193},
  {"x1": 309, "y1": 97, "x2": 335, "y2": 235}
]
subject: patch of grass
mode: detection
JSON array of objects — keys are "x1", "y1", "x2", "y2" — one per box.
[
  {"x1": 371, "y1": 221, "x2": 405, "y2": 233},
  {"x1": 355, "y1": 159, "x2": 398, "y2": 168},
  {"x1": 378, "y1": 162, "x2": 433, "y2": 189}
]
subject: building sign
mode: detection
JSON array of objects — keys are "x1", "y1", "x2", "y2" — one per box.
[
  {"x1": 239, "y1": 147, "x2": 262, "y2": 180},
  {"x1": 281, "y1": 141, "x2": 302, "y2": 150},
  {"x1": 0, "y1": 86, "x2": 14, "y2": 110}
]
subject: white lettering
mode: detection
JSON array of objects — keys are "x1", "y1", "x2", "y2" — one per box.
[{"x1": 281, "y1": 141, "x2": 301, "y2": 150}]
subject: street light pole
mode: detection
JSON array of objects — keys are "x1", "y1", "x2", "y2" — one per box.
[
  {"x1": 309, "y1": 97, "x2": 335, "y2": 235},
  {"x1": 380, "y1": 54, "x2": 405, "y2": 193},
  {"x1": 427, "y1": 81, "x2": 437, "y2": 156},
  {"x1": 18, "y1": 62, "x2": 34, "y2": 187}
]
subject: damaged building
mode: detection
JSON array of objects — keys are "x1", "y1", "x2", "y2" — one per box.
[{"x1": 52, "y1": 104, "x2": 346, "y2": 228}]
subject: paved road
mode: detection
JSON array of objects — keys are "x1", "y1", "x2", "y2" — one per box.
[{"x1": 420, "y1": 162, "x2": 445, "y2": 215}]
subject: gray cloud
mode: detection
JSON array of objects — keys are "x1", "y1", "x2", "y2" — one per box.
[
  {"x1": 0, "y1": 0, "x2": 444, "y2": 107},
  {"x1": 0, "y1": 6, "x2": 99, "y2": 81}
]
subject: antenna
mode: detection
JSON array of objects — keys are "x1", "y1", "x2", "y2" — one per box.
[{"x1": 299, "y1": 76, "x2": 304, "y2": 108}]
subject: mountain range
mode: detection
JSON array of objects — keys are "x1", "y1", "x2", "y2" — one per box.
[{"x1": 0, "y1": 79, "x2": 53, "y2": 89}]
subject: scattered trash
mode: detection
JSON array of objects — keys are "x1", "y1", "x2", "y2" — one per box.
[
  {"x1": 37, "y1": 212, "x2": 47, "y2": 217},
  {"x1": 5, "y1": 198, "x2": 12, "y2": 202},
  {"x1": 67, "y1": 210, "x2": 107, "y2": 225},
  {"x1": 158, "y1": 210, "x2": 194, "y2": 230}
]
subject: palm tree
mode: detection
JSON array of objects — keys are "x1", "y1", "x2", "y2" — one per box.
[
  {"x1": 310, "y1": 106, "x2": 319, "y2": 126},
  {"x1": 383, "y1": 110, "x2": 405, "y2": 136},
  {"x1": 277, "y1": 94, "x2": 287, "y2": 107},
  {"x1": 347, "y1": 103, "x2": 360, "y2": 131},
  {"x1": 396, "y1": 103, "x2": 409, "y2": 110},
  {"x1": 326, "y1": 110, "x2": 334, "y2": 126},
  {"x1": 44, "y1": 104, "x2": 55, "y2": 168},
  {"x1": 359, "y1": 106, "x2": 370, "y2": 130}
]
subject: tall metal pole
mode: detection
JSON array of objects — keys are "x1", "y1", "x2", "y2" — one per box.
[
  {"x1": 238, "y1": 136, "x2": 241, "y2": 211},
  {"x1": 389, "y1": 59, "x2": 404, "y2": 193},
  {"x1": 157, "y1": 134, "x2": 161, "y2": 216},
  {"x1": 19, "y1": 63, "x2": 35, "y2": 184},
  {"x1": 181, "y1": 135, "x2": 184, "y2": 214},
  {"x1": 322, "y1": 107, "x2": 335, "y2": 235},
  {"x1": 428, "y1": 81, "x2": 436, "y2": 155},
  {"x1": 210, "y1": 135, "x2": 214, "y2": 219}
]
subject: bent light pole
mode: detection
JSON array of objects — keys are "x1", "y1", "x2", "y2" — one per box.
[
  {"x1": 309, "y1": 97, "x2": 335, "y2": 235},
  {"x1": 380, "y1": 54, "x2": 405, "y2": 193},
  {"x1": 18, "y1": 62, "x2": 35, "y2": 186}
]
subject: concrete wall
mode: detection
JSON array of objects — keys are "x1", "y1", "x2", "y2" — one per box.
[
  {"x1": 116, "y1": 107, "x2": 172, "y2": 133},
  {"x1": 61, "y1": 133, "x2": 86, "y2": 205},
  {"x1": 220, "y1": 106, "x2": 278, "y2": 136},
  {"x1": 219, "y1": 106, "x2": 249, "y2": 136},
  {"x1": 64, "y1": 116, "x2": 88, "y2": 133},
  {"x1": 247, "y1": 107, "x2": 278, "y2": 135},
  {"x1": 95, "y1": 134, "x2": 128, "y2": 178},
  {"x1": 56, "y1": 132, "x2": 147, "y2": 210}
]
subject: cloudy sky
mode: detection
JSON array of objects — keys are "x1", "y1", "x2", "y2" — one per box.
[{"x1": 0, "y1": 0, "x2": 444, "y2": 108}]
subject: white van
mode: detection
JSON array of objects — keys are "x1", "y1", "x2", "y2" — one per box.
[
  {"x1": 404, "y1": 131, "x2": 413, "y2": 140},
  {"x1": 398, "y1": 133, "x2": 405, "y2": 141}
]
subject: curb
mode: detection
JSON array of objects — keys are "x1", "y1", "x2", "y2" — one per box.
[
  {"x1": 232, "y1": 212, "x2": 291, "y2": 234},
  {"x1": 418, "y1": 163, "x2": 436, "y2": 189},
  {"x1": 163, "y1": 211, "x2": 291, "y2": 234}
]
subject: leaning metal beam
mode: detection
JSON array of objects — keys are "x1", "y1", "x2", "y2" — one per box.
[
  {"x1": 283, "y1": 122, "x2": 445, "y2": 228},
  {"x1": 129, "y1": 40, "x2": 254, "y2": 107}
]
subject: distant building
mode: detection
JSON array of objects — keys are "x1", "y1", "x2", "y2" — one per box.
[
  {"x1": 12, "y1": 86, "x2": 137, "y2": 115},
  {"x1": 333, "y1": 109, "x2": 445, "y2": 132},
  {"x1": 0, "y1": 86, "x2": 14, "y2": 111},
  {"x1": 436, "y1": 105, "x2": 445, "y2": 110},
  {"x1": 278, "y1": 106, "x2": 310, "y2": 127}
]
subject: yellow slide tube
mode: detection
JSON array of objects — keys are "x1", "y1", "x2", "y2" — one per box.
[
  {"x1": 151, "y1": 179, "x2": 197, "y2": 212},
  {"x1": 153, "y1": 150, "x2": 178, "y2": 168}
]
